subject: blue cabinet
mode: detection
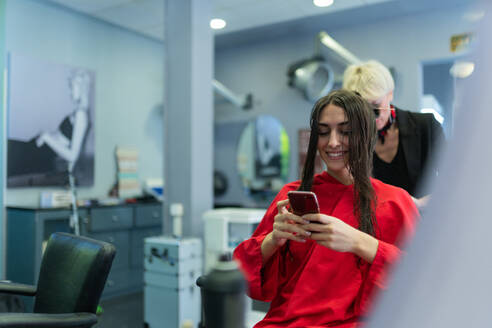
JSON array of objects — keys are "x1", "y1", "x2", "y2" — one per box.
[{"x1": 6, "y1": 202, "x2": 163, "y2": 304}]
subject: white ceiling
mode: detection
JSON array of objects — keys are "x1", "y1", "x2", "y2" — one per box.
[{"x1": 47, "y1": 0, "x2": 396, "y2": 41}]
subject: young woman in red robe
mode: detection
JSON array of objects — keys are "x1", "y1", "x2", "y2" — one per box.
[{"x1": 234, "y1": 89, "x2": 419, "y2": 327}]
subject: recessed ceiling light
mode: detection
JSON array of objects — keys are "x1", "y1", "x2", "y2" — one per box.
[
  {"x1": 313, "y1": 0, "x2": 334, "y2": 7},
  {"x1": 450, "y1": 61, "x2": 475, "y2": 79},
  {"x1": 210, "y1": 18, "x2": 226, "y2": 30}
]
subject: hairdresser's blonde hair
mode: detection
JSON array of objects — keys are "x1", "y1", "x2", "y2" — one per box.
[{"x1": 342, "y1": 60, "x2": 394, "y2": 103}]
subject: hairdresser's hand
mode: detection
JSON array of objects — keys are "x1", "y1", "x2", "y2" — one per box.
[{"x1": 302, "y1": 214, "x2": 378, "y2": 263}]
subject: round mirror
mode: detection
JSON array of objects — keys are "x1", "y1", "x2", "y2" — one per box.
[{"x1": 237, "y1": 115, "x2": 290, "y2": 199}]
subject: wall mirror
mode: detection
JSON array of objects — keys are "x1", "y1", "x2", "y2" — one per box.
[{"x1": 236, "y1": 115, "x2": 290, "y2": 200}]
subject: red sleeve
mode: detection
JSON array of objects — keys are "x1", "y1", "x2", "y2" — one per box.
[
  {"x1": 357, "y1": 187, "x2": 419, "y2": 315},
  {"x1": 233, "y1": 186, "x2": 292, "y2": 301}
]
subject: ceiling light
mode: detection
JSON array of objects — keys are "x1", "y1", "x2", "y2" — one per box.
[
  {"x1": 313, "y1": 0, "x2": 334, "y2": 8},
  {"x1": 210, "y1": 18, "x2": 226, "y2": 30},
  {"x1": 450, "y1": 61, "x2": 475, "y2": 79}
]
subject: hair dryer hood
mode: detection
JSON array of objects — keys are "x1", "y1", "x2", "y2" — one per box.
[{"x1": 291, "y1": 59, "x2": 335, "y2": 102}]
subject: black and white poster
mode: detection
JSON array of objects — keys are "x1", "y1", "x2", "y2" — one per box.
[{"x1": 7, "y1": 54, "x2": 95, "y2": 187}]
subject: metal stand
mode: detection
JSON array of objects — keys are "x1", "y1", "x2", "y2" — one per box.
[{"x1": 68, "y1": 165, "x2": 80, "y2": 236}]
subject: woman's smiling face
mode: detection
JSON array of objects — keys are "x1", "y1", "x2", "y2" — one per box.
[{"x1": 317, "y1": 103, "x2": 352, "y2": 184}]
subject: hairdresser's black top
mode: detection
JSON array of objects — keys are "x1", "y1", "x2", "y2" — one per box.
[
  {"x1": 372, "y1": 107, "x2": 445, "y2": 198},
  {"x1": 373, "y1": 143, "x2": 415, "y2": 196}
]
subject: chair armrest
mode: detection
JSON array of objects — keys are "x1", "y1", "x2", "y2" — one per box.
[
  {"x1": 0, "y1": 281, "x2": 36, "y2": 296},
  {"x1": 0, "y1": 312, "x2": 98, "y2": 328}
]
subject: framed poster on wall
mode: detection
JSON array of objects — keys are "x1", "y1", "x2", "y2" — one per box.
[{"x1": 7, "y1": 54, "x2": 95, "y2": 187}]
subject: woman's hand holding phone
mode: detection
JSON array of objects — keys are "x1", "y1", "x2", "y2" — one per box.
[
  {"x1": 261, "y1": 199, "x2": 312, "y2": 263},
  {"x1": 300, "y1": 214, "x2": 360, "y2": 253},
  {"x1": 271, "y1": 199, "x2": 312, "y2": 246},
  {"x1": 262, "y1": 191, "x2": 379, "y2": 263},
  {"x1": 300, "y1": 213, "x2": 378, "y2": 262},
  {"x1": 286, "y1": 191, "x2": 364, "y2": 253}
]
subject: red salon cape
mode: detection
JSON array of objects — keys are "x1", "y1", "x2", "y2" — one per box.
[{"x1": 234, "y1": 171, "x2": 418, "y2": 328}]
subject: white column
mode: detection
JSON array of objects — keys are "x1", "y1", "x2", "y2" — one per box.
[{"x1": 163, "y1": 0, "x2": 214, "y2": 237}]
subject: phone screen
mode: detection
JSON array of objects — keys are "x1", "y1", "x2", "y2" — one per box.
[{"x1": 287, "y1": 191, "x2": 320, "y2": 216}]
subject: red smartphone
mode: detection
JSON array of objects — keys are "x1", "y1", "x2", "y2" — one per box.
[{"x1": 287, "y1": 191, "x2": 320, "y2": 216}]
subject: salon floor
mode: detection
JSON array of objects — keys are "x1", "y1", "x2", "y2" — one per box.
[
  {"x1": 95, "y1": 292, "x2": 144, "y2": 328},
  {"x1": 94, "y1": 292, "x2": 268, "y2": 328}
]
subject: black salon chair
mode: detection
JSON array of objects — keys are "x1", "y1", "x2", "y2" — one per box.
[{"x1": 0, "y1": 232, "x2": 116, "y2": 327}]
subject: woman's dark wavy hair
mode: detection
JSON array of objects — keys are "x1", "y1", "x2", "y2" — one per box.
[{"x1": 298, "y1": 89, "x2": 378, "y2": 236}]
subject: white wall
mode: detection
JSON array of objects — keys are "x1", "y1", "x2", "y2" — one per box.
[{"x1": 5, "y1": 0, "x2": 164, "y2": 206}]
